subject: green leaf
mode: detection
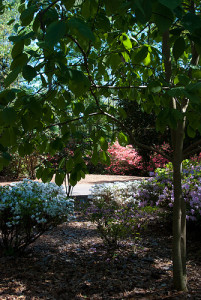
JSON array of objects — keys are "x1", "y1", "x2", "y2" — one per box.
[
  {"x1": 158, "y1": 0, "x2": 182, "y2": 10},
  {"x1": 41, "y1": 168, "x2": 54, "y2": 183},
  {"x1": 122, "y1": 52, "x2": 130, "y2": 62},
  {"x1": 20, "y1": 6, "x2": 36, "y2": 26},
  {"x1": 118, "y1": 132, "x2": 128, "y2": 146},
  {"x1": 153, "y1": 3, "x2": 174, "y2": 33},
  {"x1": 173, "y1": 37, "x2": 185, "y2": 60},
  {"x1": 0, "y1": 128, "x2": 17, "y2": 147},
  {"x1": 1, "y1": 107, "x2": 17, "y2": 125},
  {"x1": 120, "y1": 33, "x2": 132, "y2": 50},
  {"x1": 11, "y1": 41, "x2": 24, "y2": 59},
  {"x1": 182, "y1": 13, "x2": 201, "y2": 33},
  {"x1": 45, "y1": 21, "x2": 66, "y2": 47},
  {"x1": 10, "y1": 53, "x2": 28, "y2": 70},
  {"x1": 55, "y1": 172, "x2": 65, "y2": 186},
  {"x1": 19, "y1": 142, "x2": 33, "y2": 156},
  {"x1": 187, "y1": 125, "x2": 196, "y2": 138},
  {"x1": 4, "y1": 67, "x2": 21, "y2": 87},
  {"x1": 99, "y1": 136, "x2": 108, "y2": 151},
  {"x1": 66, "y1": 158, "x2": 74, "y2": 172},
  {"x1": 69, "y1": 69, "x2": 90, "y2": 96},
  {"x1": 68, "y1": 17, "x2": 95, "y2": 41},
  {"x1": 81, "y1": 0, "x2": 98, "y2": 18},
  {"x1": 149, "y1": 81, "x2": 162, "y2": 93},
  {"x1": 133, "y1": 46, "x2": 148, "y2": 63},
  {"x1": 22, "y1": 65, "x2": 37, "y2": 82}
]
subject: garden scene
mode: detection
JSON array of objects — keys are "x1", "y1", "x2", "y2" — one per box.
[{"x1": 0, "y1": 0, "x2": 201, "y2": 299}]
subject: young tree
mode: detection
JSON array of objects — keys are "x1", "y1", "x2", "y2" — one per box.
[{"x1": 1, "y1": 0, "x2": 201, "y2": 291}]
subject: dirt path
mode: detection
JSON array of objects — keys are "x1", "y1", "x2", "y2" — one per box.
[{"x1": 0, "y1": 174, "x2": 146, "y2": 186}]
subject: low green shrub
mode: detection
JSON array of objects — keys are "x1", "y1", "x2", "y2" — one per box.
[{"x1": 84, "y1": 181, "x2": 158, "y2": 248}]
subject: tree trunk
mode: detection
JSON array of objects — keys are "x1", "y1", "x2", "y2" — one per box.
[{"x1": 172, "y1": 125, "x2": 187, "y2": 291}]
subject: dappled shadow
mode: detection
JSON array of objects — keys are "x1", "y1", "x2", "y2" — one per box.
[{"x1": 0, "y1": 220, "x2": 200, "y2": 299}]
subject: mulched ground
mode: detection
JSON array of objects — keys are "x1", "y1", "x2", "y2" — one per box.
[{"x1": 0, "y1": 212, "x2": 201, "y2": 300}]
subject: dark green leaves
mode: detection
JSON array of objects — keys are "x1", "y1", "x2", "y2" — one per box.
[
  {"x1": 20, "y1": 6, "x2": 36, "y2": 26},
  {"x1": 45, "y1": 21, "x2": 67, "y2": 47},
  {"x1": 4, "y1": 67, "x2": 21, "y2": 87},
  {"x1": 10, "y1": 53, "x2": 28, "y2": 70},
  {"x1": 22, "y1": 65, "x2": 37, "y2": 82},
  {"x1": 68, "y1": 17, "x2": 95, "y2": 41},
  {"x1": 11, "y1": 41, "x2": 24, "y2": 59},
  {"x1": 81, "y1": 0, "x2": 98, "y2": 18},
  {"x1": 55, "y1": 172, "x2": 65, "y2": 186},
  {"x1": 153, "y1": 3, "x2": 174, "y2": 32},
  {"x1": 0, "y1": 107, "x2": 17, "y2": 125},
  {"x1": 173, "y1": 37, "x2": 185, "y2": 60},
  {"x1": 158, "y1": 0, "x2": 182, "y2": 10}
]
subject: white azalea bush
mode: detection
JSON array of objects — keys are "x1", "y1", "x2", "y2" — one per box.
[
  {"x1": 0, "y1": 179, "x2": 74, "y2": 255},
  {"x1": 85, "y1": 181, "x2": 157, "y2": 248}
]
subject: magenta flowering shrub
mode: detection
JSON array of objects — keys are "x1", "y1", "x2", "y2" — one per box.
[
  {"x1": 146, "y1": 143, "x2": 171, "y2": 172},
  {"x1": 134, "y1": 160, "x2": 201, "y2": 223},
  {"x1": 105, "y1": 141, "x2": 143, "y2": 175}
]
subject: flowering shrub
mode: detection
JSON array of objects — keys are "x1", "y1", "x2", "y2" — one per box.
[
  {"x1": 146, "y1": 143, "x2": 170, "y2": 172},
  {"x1": 85, "y1": 181, "x2": 157, "y2": 248},
  {"x1": 105, "y1": 141, "x2": 143, "y2": 175},
  {"x1": 134, "y1": 160, "x2": 201, "y2": 223},
  {"x1": 0, "y1": 179, "x2": 74, "y2": 255}
]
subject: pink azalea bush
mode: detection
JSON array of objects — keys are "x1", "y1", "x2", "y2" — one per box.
[
  {"x1": 105, "y1": 141, "x2": 143, "y2": 175},
  {"x1": 102, "y1": 141, "x2": 170, "y2": 176}
]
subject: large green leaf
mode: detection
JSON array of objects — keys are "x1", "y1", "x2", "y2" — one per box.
[
  {"x1": 10, "y1": 53, "x2": 28, "y2": 70},
  {"x1": 118, "y1": 132, "x2": 128, "y2": 146},
  {"x1": 20, "y1": 6, "x2": 36, "y2": 26},
  {"x1": 158, "y1": 0, "x2": 182, "y2": 10},
  {"x1": 68, "y1": 17, "x2": 95, "y2": 41},
  {"x1": 120, "y1": 33, "x2": 132, "y2": 50},
  {"x1": 11, "y1": 41, "x2": 24, "y2": 59},
  {"x1": 173, "y1": 37, "x2": 185, "y2": 60},
  {"x1": 1, "y1": 107, "x2": 17, "y2": 125},
  {"x1": 133, "y1": 46, "x2": 148, "y2": 63},
  {"x1": 153, "y1": 3, "x2": 174, "y2": 32},
  {"x1": 81, "y1": 0, "x2": 98, "y2": 18},
  {"x1": 22, "y1": 65, "x2": 37, "y2": 82},
  {"x1": 45, "y1": 21, "x2": 67, "y2": 47},
  {"x1": 55, "y1": 172, "x2": 65, "y2": 186},
  {"x1": 4, "y1": 67, "x2": 21, "y2": 87}
]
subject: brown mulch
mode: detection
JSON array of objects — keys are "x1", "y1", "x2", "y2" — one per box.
[
  {"x1": 0, "y1": 216, "x2": 201, "y2": 300},
  {"x1": 0, "y1": 175, "x2": 201, "y2": 299}
]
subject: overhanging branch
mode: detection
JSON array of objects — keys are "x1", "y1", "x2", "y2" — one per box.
[{"x1": 45, "y1": 112, "x2": 103, "y2": 130}]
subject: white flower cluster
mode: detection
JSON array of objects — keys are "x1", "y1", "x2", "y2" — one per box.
[
  {"x1": 0, "y1": 179, "x2": 74, "y2": 228},
  {"x1": 89, "y1": 181, "x2": 141, "y2": 205}
]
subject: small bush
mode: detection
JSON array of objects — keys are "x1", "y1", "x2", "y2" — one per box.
[
  {"x1": 134, "y1": 159, "x2": 201, "y2": 224},
  {"x1": 85, "y1": 181, "x2": 157, "y2": 248},
  {"x1": 0, "y1": 179, "x2": 74, "y2": 255}
]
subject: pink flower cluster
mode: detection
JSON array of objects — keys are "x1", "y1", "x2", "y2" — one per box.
[
  {"x1": 104, "y1": 142, "x2": 171, "y2": 175},
  {"x1": 105, "y1": 141, "x2": 143, "y2": 175}
]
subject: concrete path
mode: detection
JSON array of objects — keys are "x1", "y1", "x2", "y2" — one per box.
[{"x1": 71, "y1": 184, "x2": 92, "y2": 197}]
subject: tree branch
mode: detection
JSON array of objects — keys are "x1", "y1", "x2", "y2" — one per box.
[
  {"x1": 45, "y1": 112, "x2": 103, "y2": 129},
  {"x1": 102, "y1": 110, "x2": 172, "y2": 161},
  {"x1": 183, "y1": 139, "x2": 201, "y2": 158}
]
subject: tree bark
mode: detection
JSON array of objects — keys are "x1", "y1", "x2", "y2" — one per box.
[{"x1": 172, "y1": 119, "x2": 187, "y2": 291}]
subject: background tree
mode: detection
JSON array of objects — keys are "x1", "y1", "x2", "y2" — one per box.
[{"x1": 1, "y1": 0, "x2": 201, "y2": 291}]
